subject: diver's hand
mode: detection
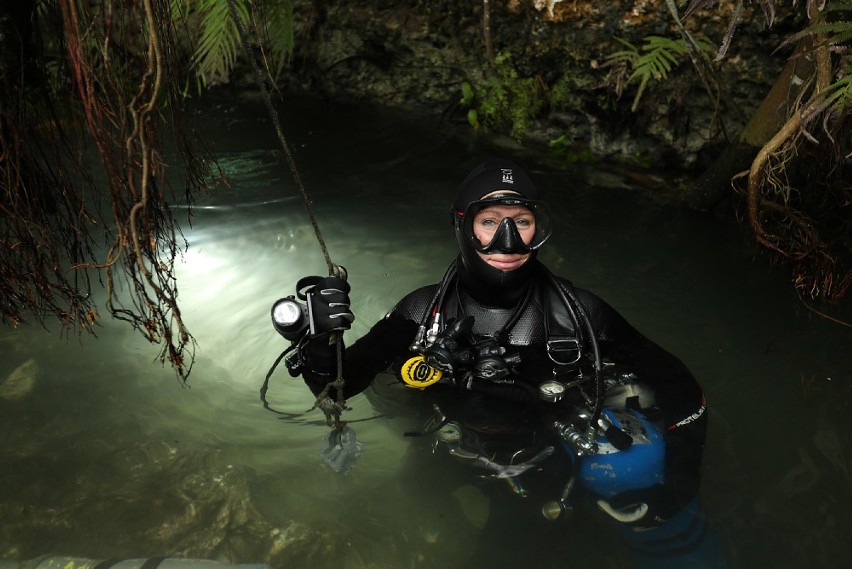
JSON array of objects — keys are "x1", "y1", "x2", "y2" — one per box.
[{"x1": 307, "y1": 276, "x2": 354, "y2": 337}]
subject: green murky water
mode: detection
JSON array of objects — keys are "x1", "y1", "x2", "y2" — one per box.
[{"x1": 1, "y1": 94, "x2": 849, "y2": 569}]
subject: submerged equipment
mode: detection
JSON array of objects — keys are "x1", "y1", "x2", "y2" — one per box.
[
  {"x1": 422, "y1": 405, "x2": 555, "y2": 497},
  {"x1": 319, "y1": 425, "x2": 365, "y2": 475},
  {"x1": 541, "y1": 406, "x2": 664, "y2": 521}
]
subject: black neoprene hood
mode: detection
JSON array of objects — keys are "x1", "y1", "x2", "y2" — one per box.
[
  {"x1": 452, "y1": 158, "x2": 545, "y2": 307},
  {"x1": 452, "y1": 158, "x2": 539, "y2": 214}
]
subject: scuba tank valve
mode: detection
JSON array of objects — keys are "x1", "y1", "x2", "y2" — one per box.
[{"x1": 552, "y1": 419, "x2": 599, "y2": 456}]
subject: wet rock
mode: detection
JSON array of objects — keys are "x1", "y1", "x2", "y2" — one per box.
[
  {"x1": 0, "y1": 440, "x2": 350, "y2": 568},
  {"x1": 0, "y1": 358, "x2": 38, "y2": 402},
  {"x1": 280, "y1": 0, "x2": 794, "y2": 169}
]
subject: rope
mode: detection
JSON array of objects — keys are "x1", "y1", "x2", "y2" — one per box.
[
  {"x1": 226, "y1": 0, "x2": 347, "y2": 427},
  {"x1": 225, "y1": 0, "x2": 336, "y2": 277}
]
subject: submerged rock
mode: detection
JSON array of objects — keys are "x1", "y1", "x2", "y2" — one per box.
[
  {"x1": 0, "y1": 358, "x2": 38, "y2": 401},
  {"x1": 0, "y1": 439, "x2": 359, "y2": 569}
]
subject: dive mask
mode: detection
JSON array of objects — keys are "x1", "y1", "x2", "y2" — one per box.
[{"x1": 457, "y1": 194, "x2": 553, "y2": 254}]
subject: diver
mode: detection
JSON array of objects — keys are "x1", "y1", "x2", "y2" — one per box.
[{"x1": 270, "y1": 158, "x2": 724, "y2": 567}]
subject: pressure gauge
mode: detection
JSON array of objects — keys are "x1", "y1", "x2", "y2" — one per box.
[{"x1": 539, "y1": 380, "x2": 567, "y2": 403}]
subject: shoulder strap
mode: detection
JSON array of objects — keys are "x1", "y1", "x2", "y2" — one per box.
[{"x1": 542, "y1": 275, "x2": 586, "y2": 366}]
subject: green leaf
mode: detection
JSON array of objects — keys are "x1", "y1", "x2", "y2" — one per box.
[
  {"x1": 460, "y1": 82, "x2": 475, "y2": 106},
  {"x1": 467, "y1": 109, "x2": 479, "y2": 129},
  {"x1": 260, "y1": 0, "x2": 296, "y2": 80},
  {"x1": 611, "y1": 34, "x2": 713, "y2": 109}
]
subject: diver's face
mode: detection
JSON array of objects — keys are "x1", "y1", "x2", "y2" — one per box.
[{"x1": 472, "y1": 196, "x2": 536, "y2": 272}]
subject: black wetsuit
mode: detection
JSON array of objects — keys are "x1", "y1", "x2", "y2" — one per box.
[{"x1": 296, "y1": 259, "x2": 707, "y2": 523}]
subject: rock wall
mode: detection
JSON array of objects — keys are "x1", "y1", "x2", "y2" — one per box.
[{"x1": 281, "y1": 0, "x2": 799, "y2": 170}]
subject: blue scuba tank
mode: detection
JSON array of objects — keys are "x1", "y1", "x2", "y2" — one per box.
[{"x1": 566, "y1": 407, "x2": 665, "y2": 499}]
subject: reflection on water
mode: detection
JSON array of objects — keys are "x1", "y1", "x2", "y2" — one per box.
[{"x1": 1, "y1": 94, "x2": 850, "y2": 569}]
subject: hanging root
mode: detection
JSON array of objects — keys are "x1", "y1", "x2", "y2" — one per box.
[
  {"x1": 744, "y1": 33, "x2": 851, "y2": 306},
  {"x1": 1, "y1": 0, "x2": 217, "y2": 380},
  {"x1": 746, "y1": 126, "x2": 851, "y2": 304}
]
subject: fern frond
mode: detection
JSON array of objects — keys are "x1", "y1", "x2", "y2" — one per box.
[
  {"x1": 257, "y1": 0, "x2": 295, "y2": 80},
  {"x1": 781, "y1": 20, "x2": 852, "y2": 50},
  {"x1": 608, "y1": 34, "x2": 714, "y2": 111},
  {"x1": 607, "y1": 49, "x2": 639, "y2": 65},
  {"x1": 604, "y1": 38, "x2": 639, "y2": 66},
  {"x1": 631, "y1": 36, "x2": 689, "y2": 81},
  {"x1": 824, "y1": 1, "x2": 852, "y2": 14},
  {"x1": 192, "y1": 0, "x2": 251, "y2": 86},
  {"x1": 823, "y1": 72, "x2": 852, "y2": 111}
]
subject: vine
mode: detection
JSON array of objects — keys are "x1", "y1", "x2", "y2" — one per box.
[{"x1": 742, "y1": 4, "x2": 852, "y2": 303}]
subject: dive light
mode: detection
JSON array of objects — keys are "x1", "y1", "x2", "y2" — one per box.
[{"x1": 271, "y1": 295, "x2": 310, "y2": 339}]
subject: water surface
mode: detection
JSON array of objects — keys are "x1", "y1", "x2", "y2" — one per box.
[{"x1": 1, "y1": 94, "x2": 849, "y2": 569}]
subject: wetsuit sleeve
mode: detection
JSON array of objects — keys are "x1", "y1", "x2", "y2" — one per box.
[
  {"x1": 297, "y1": 313, "x2": 418, "y2": 399},
  {"x1": 297, "y1": 285, "x2": 436, "y2": 400}
]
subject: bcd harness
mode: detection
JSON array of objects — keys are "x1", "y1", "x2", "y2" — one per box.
[{"x1": 405, "y1": 261, "x2": 605, "y2": 419}]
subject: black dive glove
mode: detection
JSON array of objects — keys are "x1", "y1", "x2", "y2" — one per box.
[
  {"x1": 306, "y1": 276, "x2": 354, "y2": 338},
  {"x1": 271, "y1": 275, "x2": 353, "y2": 394},
  {"x1": 271, "y1": 275, "x2": 354, "y2": 341}
]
